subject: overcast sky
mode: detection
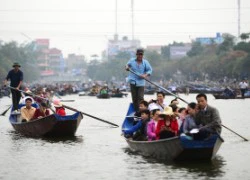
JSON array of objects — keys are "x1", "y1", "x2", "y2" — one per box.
[{"x1": 0, "y1": 0, "x2": 249, "y2": 59}]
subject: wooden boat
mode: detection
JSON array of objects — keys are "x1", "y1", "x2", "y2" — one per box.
[
  {"x1": 97, "y1": 93, "x2": 111, "y2": 99},
  {"x1": 213, "y1": 94, "x2": 250, "y2": 99},
  {"x1": 9, "y1": 104, "x2": 83, "y2": 137},
  {"x1": 78, "y1": 91, "x2": 86, "y2": 96},
  {"x1": 122, "y1": 103, "x2": 224, "y2": 161},
  {"x1": 144, "y1": 89, "x2": 155, "y2": 95},
  {"x1": 111, "y1": 92, "x2": 128, "y2": 98}
]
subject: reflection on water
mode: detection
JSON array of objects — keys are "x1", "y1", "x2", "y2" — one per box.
[
  {"x1": 123, "y1": 147, "x2": 225, "y2": 179},
  {"x1": 1, "y1": 94, "x2": 250, "y2": 179},
  {"x1": 172, "y1": 156, "x2": 226, "y2": 178},
  {"x1": 42, "y1": 135, "x2": 84, "y2": 144},
  {"x1": 8, "y1": 129, "x2": 84, "y2": 144}
]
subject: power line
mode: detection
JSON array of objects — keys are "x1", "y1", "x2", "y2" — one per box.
[
  {"x1": 0, "y1": 21, "x2": 249, "y2": 25},
  {"x1": 0, "y1": 7, "x2": 250, "y2": 12}
]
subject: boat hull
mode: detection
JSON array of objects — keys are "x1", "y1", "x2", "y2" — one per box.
[
  {"x1": 122, "y1": 103, "x2": 223, "y2": 161},
  {"x1": 97, "y1": 94, "x2": 111, "y2": 99},
  {"x1": 10, "y1": 111, "x2": 83, "y2": 137},
  {"x1": 213, "y1": 94, "x2": 250, "y2": 99},
  {"x1": 125, "y1": 135, "x2": 223, "y2": 161}
]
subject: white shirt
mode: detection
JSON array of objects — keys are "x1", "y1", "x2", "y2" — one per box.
[{"x1": 239, "y1": 82, "x2": 248, "y2": 89}]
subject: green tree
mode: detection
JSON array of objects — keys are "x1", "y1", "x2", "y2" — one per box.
[
  {"x1": 216, "y1": 33, "x2": 235, "y2": 55},
  {"x1": 0, "y1": 41, "x2": 39, "y2": 82},
  {"x1": 187, "y1": 42, "x2": 204, "y2": 57},
  {"x1": 240, "y1": 33, "x2": 250, "y2": 42}
]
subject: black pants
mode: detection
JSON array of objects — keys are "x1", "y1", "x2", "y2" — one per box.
[
  {"x1": 240, "y1": 88, "x2": 246, "y2": 98},
  {"x1": 11, "y1": 89, "x2": 21, "y2": 110},
  {"x1": 130, "y1": 84, "x2": 144, "y2": 112}
]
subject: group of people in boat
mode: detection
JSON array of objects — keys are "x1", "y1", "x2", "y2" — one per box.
[
  {"x1": 123, "y1": 91, "x2": 222, "y2": 141},
  {"x1": 19, "y1": 95, "x2": 66, "y2": 123},
  {"x1": 89, "y1": 84, "x2": 124, "y2": 96}
]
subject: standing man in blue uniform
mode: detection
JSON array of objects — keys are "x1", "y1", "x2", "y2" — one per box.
[
  {"x1": 4, "y1": 62, "x2": 23, "y2": 113},
  {"x1": 125, "y1": 49, "x2": 153, "y2": 112}
]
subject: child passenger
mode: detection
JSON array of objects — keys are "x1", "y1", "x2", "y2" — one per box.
[
  {"x1": 147, "y1": 109, "x2": 161, "y2": 141},
  {"x1": 123, "y1": 109, "x2": 151, "y2": 141},
  {"x1": 53, "y1": 99, "x2": 66, "y2": 116}
]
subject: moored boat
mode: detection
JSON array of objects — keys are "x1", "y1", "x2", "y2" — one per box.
[
  {"x1": 111, "y1": 92, "x2": 128, "y2": 98},
  {"x1": 9, "y1": 104, "x2": 83, "y2": 137},
  {"x1": 97, "y1": 93, "x2": 111, "y2": 99},
  {"x1": 122, "y1": 103, "x2": 224, "y2": 161}
]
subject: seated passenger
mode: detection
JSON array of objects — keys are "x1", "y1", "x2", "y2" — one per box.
[
  {"x1": 194, "y1": 93, "x2": 222, "y2": 140},
  {"x1": 183, "y1": 102, "x2": 198, "y2": 134},
  {"x1": 20, "y1": 97, "x2": 36, "y2": 122},
  {"x1": 147, "y1": 109, "x2": 161, "y2": 141},
  {"x1": 134, "y1": 100, "x2": 149, "y2": 118},
  {"x1": 168, "y1": 104, "x2": 179, "y2": 135},
  {"x1": 123, "y1": 109, "x2": 150, "y2": 141},
  {"x1": 156, "y1": 106, "x2": 176, "y2": 139},
  {"x1": 177, "y1": 107, "x2": 187, "y2": 135},
  {"x1": 31, "y1": 102, "x2": 50, "y2": 120},
  {"x1": 53, "y1": 99, "x2": 66, "y2": 116},
  {"x1": 100, "y1": 84, "x2": 108, "y2": 94},
  {"x1": 20, "y1": 96, "x2": 35, "y2": 105},
  {"x1": 148, "y1": 91, "x2": 167, "y2": 112}
]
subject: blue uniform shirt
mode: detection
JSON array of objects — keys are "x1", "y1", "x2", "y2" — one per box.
[
  {"x1": 6, "y1": 69, "x2": 23, "y2": 87},
  {"x1": 127, "y1": 58, "x2": 152, "y2": 87}
]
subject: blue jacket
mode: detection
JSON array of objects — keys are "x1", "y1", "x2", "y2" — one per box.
[
  {"x1": 123, "y1": 120, "x2": 142, "y2": 135},
  {"x1": 127, "y1": 58, "x2": 152, "y2": 87}
]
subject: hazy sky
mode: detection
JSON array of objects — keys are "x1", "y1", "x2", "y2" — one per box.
[{"x1": 0, "y1": 0, "x2": 249, "y2": 59}]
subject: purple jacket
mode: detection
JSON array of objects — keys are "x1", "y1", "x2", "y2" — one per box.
[{"x1": 147, "y1": 119, "x2": 157, "y2": 141}]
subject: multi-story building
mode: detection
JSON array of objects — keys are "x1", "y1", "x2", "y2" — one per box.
[
  {"x1": 106, "y1": 35, "x2": 141, "y2": 59},
  {"x1": 65, "y1": 53, "x2": 86, "y2": 75},
  {"x1": 196, "y1": 33, "x2": 223, "y2": 45},
  {"x1": 49, "y1": 48, "x2": 64, "y2": 74},
  {"x1": 170, "y1": 44, "x2": 192, "y2": 60},
  {"x1": 35, "y1": 39, "x2": 53, "y2": 76}
]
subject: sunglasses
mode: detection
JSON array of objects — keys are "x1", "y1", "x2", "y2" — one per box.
[{"x1": 137, "y1": 53, "x2": 143, "y2": 56}]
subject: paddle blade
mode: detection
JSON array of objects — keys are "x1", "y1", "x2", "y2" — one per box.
[{"x1": 1, "y1": 105, "x2": 12, "y2": 116}]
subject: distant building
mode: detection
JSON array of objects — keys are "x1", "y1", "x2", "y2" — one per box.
[
  {"x1": 196, "y1": 33, "x2": 223, "y2": 45},
  {"x1": 35, "y1": 39, "x2": 64, "y2": 76},
  {"x1": 49, "y1": 48, "x2": 64, "y2": 73},
  {"x1": 35, "y1": 39, "x2": 51, "y2": 76},
  {"x1": 106, "y1": 35, "x2": 141, "y2": 58},
  {"x1": 146, "y1": 45, "x2": 162, "y2": 54},
  {"x1": 65, "y1": 54, "x2": 86, "y2": 75},
  {"x1": 170, "y1": 44, "x2": 192, "y2": 59}
]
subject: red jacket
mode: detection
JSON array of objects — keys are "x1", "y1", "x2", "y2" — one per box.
[
  {"x1": 56, "y1": 107, "x2": 66, "y2": 116},
  {"x1": 170, "y1": 118, "x2": 179, "y2": 135},
  {"x1": 155, "y1": 118, "x2": 179, "y2": 139},
  {"x1": 32, "y1": 109, "x2": 50, "y2": 120},
  {"x1": 155, "y1": 120, "x2": 165, "y2": 140}
]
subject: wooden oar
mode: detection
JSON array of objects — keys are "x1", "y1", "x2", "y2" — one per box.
[
  {"x1": 63, "y1": 104, "x2": 119, "y2": 128},
  {"x1": 0, "y1": 105, "x2": 12, "y2": 116},
  {"x1": 8, "y1": 86, "x2": 119, "y2": 128},
  {"x1": 128, "y1": 68, "x2": 249, "y2": 141},
  {"x1": 221, "y1": 124, "x2": 248, "y2": 141},
  {"x1": 60, "y1": 100, "x2": 75, "y2": 102}
]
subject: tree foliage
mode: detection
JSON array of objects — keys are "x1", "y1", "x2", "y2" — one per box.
[{"x1": 0, "y1": 41, "x2": 40, "y2": 83}]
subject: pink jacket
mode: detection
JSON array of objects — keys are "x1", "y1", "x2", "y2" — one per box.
[{"x1": 147, "y1": 119, "x2": 157, "y2": 141}]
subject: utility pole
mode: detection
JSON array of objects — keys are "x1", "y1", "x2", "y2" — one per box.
[
  {"x1": 131, "y1": 0, "x2": 134, "y2": 40},
  {"x1": 114, "y1": 0, "x2": 118, "y2": 41},
  {"x1": 237, "y1": 0, "x2": 241, "y2": 37}
]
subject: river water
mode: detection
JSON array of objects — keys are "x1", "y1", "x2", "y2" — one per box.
[{"x1": 0, "y1": 93, "x2": 250, "y2": 180}]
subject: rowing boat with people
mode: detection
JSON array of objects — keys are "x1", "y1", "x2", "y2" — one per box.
[
  {"x1": 9, "y1": 103, "x2": 83, "y2": 137},
  {"x1": 122, "y1": 103, "x2": 224, "y2": 161}
]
